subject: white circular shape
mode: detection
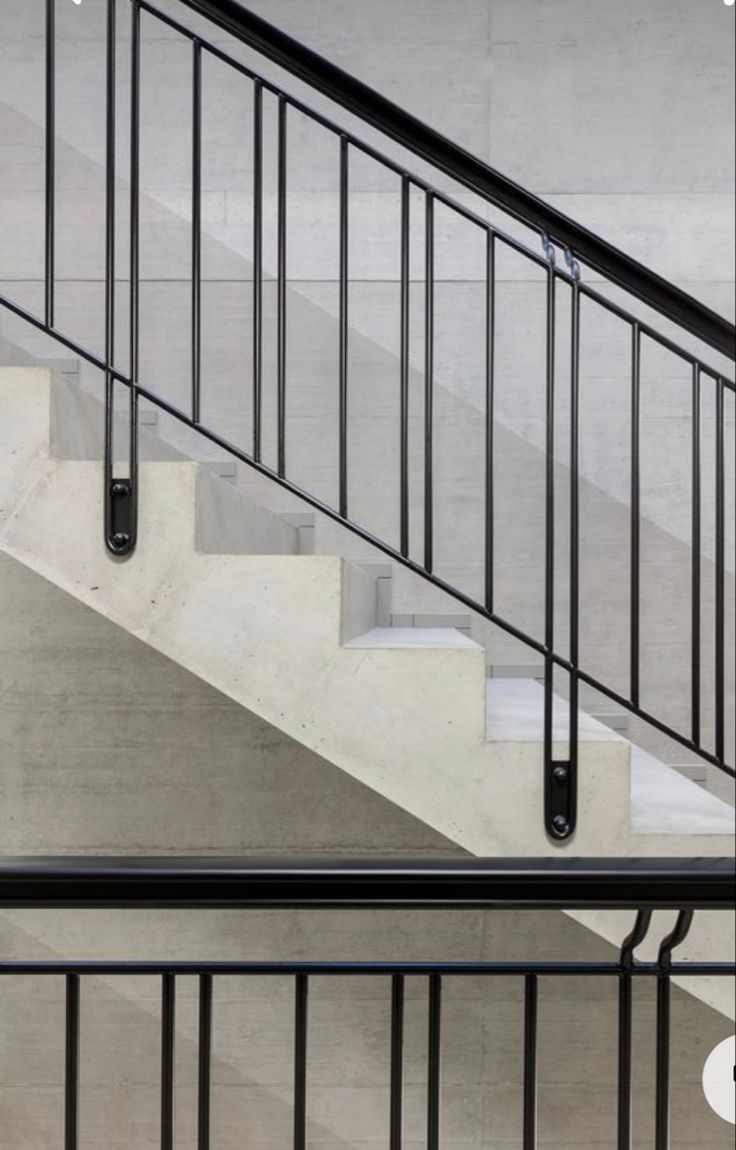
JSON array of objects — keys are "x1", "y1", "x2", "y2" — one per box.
[
  {"x1": 702, "y1": 1036, "x2": 735, "y2": 1124},
  {"x1": 724, "y1": 0, "x2": 735, "y2": 9}
]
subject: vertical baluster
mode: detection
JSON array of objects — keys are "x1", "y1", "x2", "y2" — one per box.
[
  {"x1": 390, "y1": 974, "x2": 404, "y2": 1150},
  {"x1": 399, "y1": 176, "x2": 410, "y2": 558},
  {"x1": 45, "y1": 0, "x2": 55, "y2": 327},
  {"x1": 293, "y1": 973, "x2": 308, "y2": 1150},
  {"x1": 130, "y1": 1, "x2": 140, "y2": 392},
  {"x1": 252, "y1": 79, "x2": 263, "y2": 461},
  {"x1": 714, "y1": 379, "x2": 725, "y2": 763},
  {"x1": 103, "y1": 0, "x2": 117, "y2": 548},
  {"x1": 657, "y1": 910, "x2": 694, "y2": 1150},
  {"x1": 691, "y1": 365, "x2": 701, "y2": 746},
  {"x1": 427, "y1": 973, "x2": 441, "y2": 1150},
  {"x1": 630, "y1": 323, "x2": 641, "y2": 709},
  {"x1": 523, "y1": 974, "x2": 538, "y2": 1150},
  {"x1": 64, "y1": 974, "x2": 80, "y2": 1150},
  {"x1": 568, "y1": 281, "x2": 580, "y2": 813},
  {"x1": 424, "y1": 193, "x2": 434, "y2": 573},
  {"x1": 191, "y1": 40, "x2": 202, "y2": 424},
  {"x1": 485, "y1": 231, "x2": 495, "y2": 613},
  {"x1": 161, "y1": 973, "x2": 176, "y2": 1150},
  {"x1": 104, "y1": 0, "x2": 116, "y2": 357},
  {"x1": 617, "y1": 972, "x2": 634, "y2": 1148},
  {"x1": 655, "y1": 910, "x2": 694, "y2": 1150},
  {"x1": 277, "y1": 94, "x2": 287, "y2": 477},
  {"x1": 339, "y1": 135, "x2": 349, "y2": 518},
  {"x1": 198, "y1": 973, "x2": 212, "y2": 1150},
  {"x1": 543, "y1": 267, "x2": 556, "y2": 801},
  {"x1": 122, "y1": 0, "x2": 141, "y2": 557},
  {"x1": 618, "y1": 910, "x2": 651, "y2": 1150},
  {"x1": 655, "y1": 971, "x2": 670, "y2": 1150}
]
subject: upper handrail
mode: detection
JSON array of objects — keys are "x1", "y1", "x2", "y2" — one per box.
[{"x1": 178, "y1": 0, "x2": 735, "y2": 360}]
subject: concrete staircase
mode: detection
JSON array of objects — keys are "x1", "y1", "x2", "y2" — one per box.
[
  {"x1": 1, "y1": 363, "x2": 733, "y2": 1020},
  {"x1": 2, "y1": 96, "x2": 732, "y2": 785}
]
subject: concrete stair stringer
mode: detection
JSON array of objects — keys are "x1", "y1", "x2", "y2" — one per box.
[{"x1": 0, "y1": 365, "x2": 632, "y2": 861}]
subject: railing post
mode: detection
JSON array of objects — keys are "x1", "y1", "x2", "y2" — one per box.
[
  {"x1": 423, "y1": 192, "x2": 434, "y2": 574},
  {"x1": 198, "y1": 973, "x2": 212, "y2": 1150},
  {"x1": 655, "y1": 910, "x2": 694, "y2": 1150},
  {"x1": 252, "y1": 78, "x2": 263, "y2": 462},
  {"x1": 64, "y1": 973, "x2": 80, "y2": 1150},
  {"x1": 399, "y1": 177, "x2": 410, "y2": 558},
  {"x1": 106, "y1": 0, "x2": 139, "y2": 556},
  {"x1": 567, "y1": 278, "x2": 580, "y2": 828},
  {"x1": 629, "y1": 323, "x2": 641, "y2": 709},
  {"x1": 523, "y1": 973, "x2": 538, "y2": 1150},
  {"x1": 338, "y1": 134, "x2": 349, "y2": 519},
  {"x1": 45, "y1": 0, "x2": 55, "y2": 329},
  {"x1": 192, "y1": 38, "x2": 203, "y2": 425},
  {"x1": 277, "y1": 94, "x2": 287, "y2": 478},
  {"x1": 427, "y1": 973, "x2": 442, "y2": 1150},
  {"x1": 543, "y1": 258, "x2": 575, "y2": 840},
  {"x1": 714, "y1": 380, "x2": 725, "y2": 763},
  {"x1": 617, "y1": 910, "x2": 652, "y2": 1150},
  {"x1": 161, "y1": 973, "x2": 176, "y2": 1150},
  {"x1": 293, "y1": 972, "x2": 308, "y2": 1150},
  {"x1": 103, "y1": 0, "x2": 118, "y2": 555},
  {"x1": 690, "y1": 364, "x2": 701, "y2": 747},
  {"x1": 390, "y1": 974, "x2": 404, "y2": 1150},
  {"x1": 484, "y1": 231, "x2": 495, "y2": 614}
]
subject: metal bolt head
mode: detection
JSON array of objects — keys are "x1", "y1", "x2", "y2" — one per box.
[
  {"x1": 552, "y1": 814, "x2": 569, "y2": 834},
  {"x1": 553, "y1": 765, "x2": 568, "y2": 784},
  {"x1": 111, "y1": 481, "x2": 128, "y2": 497},
  {"x1": 110, "y1": 532, "x2": 130, "y2": 550}
]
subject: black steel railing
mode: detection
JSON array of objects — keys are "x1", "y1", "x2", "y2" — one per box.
[
  {"x1": 0, "y1": 857, "x2": 734, "y2": 1150},
  {"x1": 0, "y1": 0, "x2": 734, "y2": 840},
  {"x1": 177, "y1": 1, "x2": 734, "y2": 359}
]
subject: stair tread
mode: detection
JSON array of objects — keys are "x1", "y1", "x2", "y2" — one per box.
[
  {"x1": 631, "y1": 746, "x2": 735, "y2": 835},
  {"x1": 344, "y1": 626, "x2": 480, "y2": 650},
  {"x1": 485, "y1": 678, "x2": 625, "y2": 743}
]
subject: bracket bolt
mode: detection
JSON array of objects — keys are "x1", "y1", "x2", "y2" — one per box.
[
  {"x1": 110, "y1": 532, "x2": 130, "y2": 550},
  {"x1": 552, "y1": 814, "x2": 569, "y2": 834},
  {"x1": 111, "y1": 481, "x2": 128, "y2": 497},
  {"x1": 553, "y1": 765, "x2": 568, "y2": 784}
]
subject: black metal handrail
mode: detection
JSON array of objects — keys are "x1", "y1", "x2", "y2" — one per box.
[
  {"x1": 1, "y1": 856, "x2": 734, "y2": 909},
  {"x1": 179, "y1": 0, "x2": 735, "y2": 360}
]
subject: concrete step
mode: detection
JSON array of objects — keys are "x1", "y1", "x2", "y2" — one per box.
[
  {"x1": 487, "y1": 679, "x2": 733, "y2": 833},
  {"x1": 486, "y1": 678, "x2": 627, "y2": 744},
  {"x1": 345, "y1": 626, "x2": 479, "y2": 649}
]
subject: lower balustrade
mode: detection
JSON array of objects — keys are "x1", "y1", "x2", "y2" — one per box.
[{"x1": 0, "y1": 857, "x2": 733, "y2": 1149}]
